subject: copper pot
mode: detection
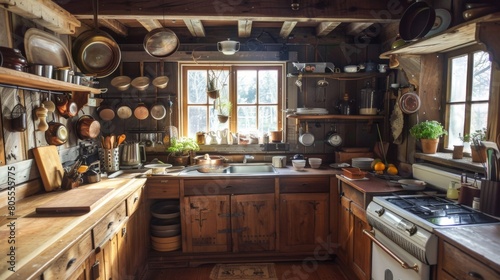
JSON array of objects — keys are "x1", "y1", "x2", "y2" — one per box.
[
  {"x1": 76, "y1": 115, "x2": 101, "y2": 140},
  {"x1": 55, "y1": 94, "x2": 78, "y2": 118},
  {"x1": 45, "y1": 121, "x2": 68, "y2": 145},
  {"x1": 269, "y1": 130, "x2": 282, "y2": 143},
  {"x1": 134, "y1": 103, "x2": 149, "y2": 120},
  {"x1": 193, "y1": 155, "x2": 227, "y2": 166}
]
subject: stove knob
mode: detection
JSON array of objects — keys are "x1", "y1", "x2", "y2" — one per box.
[
  {"x1": 375, "y1": 208, "x2": 385, "y2": 217},
  {"x1": 406, "y1": 226, "x2": 417, "y2": 236}
]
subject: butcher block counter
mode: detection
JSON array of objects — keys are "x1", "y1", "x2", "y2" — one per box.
[{"x1": 0, "y1": 176, "x2": 147, "y2": 280}]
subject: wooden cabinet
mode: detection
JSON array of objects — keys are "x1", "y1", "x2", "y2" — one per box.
[
  {"x1": 437, "y1": 239, "x2": 500, "y2": 280},
  {"x1": 182, "y1": 178, "x2": 276, "y2": 253},
  {"x1": 279, "y1": 176, "x2": 329, "y2": 252},
  {"x1": 337, "y1": 181, "x2": 371, "y2": 280}
]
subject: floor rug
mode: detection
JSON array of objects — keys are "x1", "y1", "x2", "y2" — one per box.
[{"x1": 210, "y1": 263, "x2": 278, "y2": 280}]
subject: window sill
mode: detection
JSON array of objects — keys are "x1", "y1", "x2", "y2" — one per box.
[{"x1": 414, "y1": 152, "x2": 486, "y2": 174}]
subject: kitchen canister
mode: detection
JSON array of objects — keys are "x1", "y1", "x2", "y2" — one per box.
[{"x1": 99, "y1": 147, "x2": 120, "y2": 173}]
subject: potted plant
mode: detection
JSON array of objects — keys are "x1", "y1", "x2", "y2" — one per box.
[
  {"x1": 217, "y1": 100, "x2": 232, "y2": 123},
  {"x1": 166, "y1": 137, "x2": 200, "y2": 166},
  {"x1": 470, "y1": 128, "x2": 487, "y2": 162},
  {"x1": 207, "y1": 69, "x2": 221, "y2": 99},
  {"x1": 409, "y1": 120, "x2": 447, "y2": 154}
]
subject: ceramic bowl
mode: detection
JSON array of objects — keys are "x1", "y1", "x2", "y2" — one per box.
[
  {"x1": 292, "y1": 160, "x2": 306, "y2": 170},
  {"x1": 308, "y1": 158, "x2": 322, "y2": 168}
]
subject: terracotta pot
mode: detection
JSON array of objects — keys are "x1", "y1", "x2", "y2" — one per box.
[
  {"x1": 471, "y1": 145, "x2": 487, "y2": 162},
  {"x1": 420, "y1": 138, "x2": 439, "y2": 154},
  {"x1": 452, "y1": 145, "x2": 464, "y2": 159},
  {"x1": 171, "y1": 155, "x2": 189, "y2": 166}
]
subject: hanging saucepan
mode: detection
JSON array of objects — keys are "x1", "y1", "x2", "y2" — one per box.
[
  {"x1": 116, "y1": 101, "x2": 132, "y2": 120},
  {"x1": 399, "y1": 1, "x2": 436, "y2": 41},
  {"x1": 152, "y1": 61, "x2": 169, "y2": 89},
  {"x1": 299, "y1": 122, "x2": 315, "y2": 147},
  {"x1": 72, "y1": 0, "x2": 121, "y2": 78},
  {"x1": 76, "y1": 115, "x2": 101, "y2": 140},
  {"x1": 45, "y1": 121, "x2": 68, "y2": 146},
  {"x1": 143, "y1": 28, "x2": 179, "y2": 58},
  {"x1": 151, "y1": 103, "x2": 167, "y2": 120},
  {"x1": 97, "y1": 103, "x2": 115, "y2": 121},
  {"x1": 131, "y1": 61, "x2": 150, "y2": 91},
  {"x1": 134, "y1": 103, "x2": 149, "y2": 120},
  {"x1": 55, "y1": 94, "x2": 78, "y2": 118},
  {"x1": 111, "y1": 62, "x2": 131, "y2": 91}
]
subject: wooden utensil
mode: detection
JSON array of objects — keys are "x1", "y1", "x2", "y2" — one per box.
[
  {"x1": 117, "y1": 134, "x2": 126, "y2": 146},
  {"x1": 110, "y1": 134, "x2": 116, "y2": 148},
  {"x1": 35, "y1": 188, "x2": 113, "y2": 214}
]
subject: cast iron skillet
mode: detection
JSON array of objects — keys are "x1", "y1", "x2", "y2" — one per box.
[{"x1": 399, "y1": 1, "x2": 436, "y2": 41}]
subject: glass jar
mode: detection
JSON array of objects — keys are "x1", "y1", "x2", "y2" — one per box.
[
  {"x1": 359, "y1": 81, "x2": 378, "y2": 115},
  {"x1": 337, "y1": 93, "x2": 355, "y2": 115}
]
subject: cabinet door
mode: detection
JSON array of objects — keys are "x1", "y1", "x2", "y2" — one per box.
[
  {"x1": 125, "y1": 204, "x2": 147, "y2": 279},
  {"x1": 183, "y1": 195, "x2": 231, "y2": 252},
  {"x1": 231, "y1": 193, "x2": 276, "y2": 252},
  {"x1": 102, "y1": 234, "x2": 119, "y2": 280},
  {"x1": 279, "y1": 193, "x2": 329, "y2": 252},
  {"x1": 351, "y1": 211, "x2": 371, "y2": 280},
  {"x1": 337, "y1": 196, "x2": 352, "y2": 265}
]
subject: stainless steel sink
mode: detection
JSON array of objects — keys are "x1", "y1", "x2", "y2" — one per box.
[{"x1": 226, "y1": 164, "x2": 277, "y2": 174}]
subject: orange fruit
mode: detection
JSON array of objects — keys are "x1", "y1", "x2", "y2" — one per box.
[
  {"x1": 373, "y1": 162, "x2": 386, "y2": 172},
  {"x1": 387, "y1": 166, "x2": 398, "y2": 175}
]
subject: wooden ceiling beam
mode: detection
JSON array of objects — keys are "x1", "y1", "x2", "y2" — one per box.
[
  {"x1": 316, "y1": 22, "x2": 341, "y2": 37},
  {"x1": 280, "y1": 21, "x2": 297, "y2": 39},
  {"x1": 346, "y1": 22, "x2": 374, "y2": 36},
  {"x1": 137, "y1": 19, "x2": 163, "y2": 32},
  {"x1": 238, "y1": 20, "x2": 253, "y2": 38},
  {"x1": 183, "y1": 19, "x2": 206, "y2": 37},
  {"x1": 99, "y1": 19, "x2": 128, "y2": 37}
]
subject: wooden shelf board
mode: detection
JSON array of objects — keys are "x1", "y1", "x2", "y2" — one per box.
[
  {"x1": 287, "y1": 72, "x2": 386, "y2": 80},
  {"x1": 0, "y1": 67, "x2": 101, "y2": 94},
  {"x1": 380, "y1": 12, "x2": 500, "y2": 59},
  {"x1": 287, "y1": 114, "x2": 384, "y2": 120}
]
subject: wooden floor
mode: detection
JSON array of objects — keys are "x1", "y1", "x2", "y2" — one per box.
[{"x1": 146, "y1": 261, "x2": 349, "y2": 280}]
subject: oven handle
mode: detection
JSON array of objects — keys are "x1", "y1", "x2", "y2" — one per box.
[{"x1": 363, "y1": 229, "x2": 419, "y2": 273}]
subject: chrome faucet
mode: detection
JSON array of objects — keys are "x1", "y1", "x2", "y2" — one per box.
[{"x1": 243, "y1": 155, "x2": 254, "y2": 164}]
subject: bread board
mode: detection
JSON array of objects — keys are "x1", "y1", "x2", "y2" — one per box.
[
  {"x1": 36, "y1": 188, "x2": 113, "y2": 214},
  {"x1": 33, "y1": 145, "x2": 65, "y2": 192}
]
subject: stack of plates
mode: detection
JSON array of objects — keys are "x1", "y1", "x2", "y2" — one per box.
[
  {"x1": 150, "y1": 200, "x2": 181, "y2": 251},
  {"x1": 296, "y1": 108, "x2": 328, "y2": 115},
  {"x1": 351, "y1": 157, "x2": 374, "y2": 170}
]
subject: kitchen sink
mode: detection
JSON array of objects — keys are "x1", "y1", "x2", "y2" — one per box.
[
  {"x1": 226, "y1": 164, "x2": 277, "y2": 174},
  {"x1": 179, "y1": 163, "x2": 277, "y2": 175}
]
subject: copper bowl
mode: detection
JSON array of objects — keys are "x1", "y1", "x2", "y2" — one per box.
[{"x1": 76, "y1": 115, "x2": 101, "y2": 140}]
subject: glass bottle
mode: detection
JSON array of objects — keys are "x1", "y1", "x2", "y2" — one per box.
[{"x1": 337, "y1": 93, "x2": 355, "y2": 115}]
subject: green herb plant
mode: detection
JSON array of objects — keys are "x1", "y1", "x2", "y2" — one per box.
[
  {"x1": 409, "y1": 120, "x2": 447, "y2": 140},
  {"x1": 167, "y1": 137, "x2": 200, "y2": 156}
]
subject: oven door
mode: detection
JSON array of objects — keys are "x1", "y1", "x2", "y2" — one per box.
[{"x1": 364, "y1": 229, "x2": 430, "y2": 280}]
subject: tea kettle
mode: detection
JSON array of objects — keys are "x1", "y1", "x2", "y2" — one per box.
[{"x1": 120, "y1": 142, "x2": 146, "y2": 166}]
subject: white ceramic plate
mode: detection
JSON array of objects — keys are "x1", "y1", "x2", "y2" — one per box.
[
  {"x1": 330, "y1": 163, "x2": 350, "y2": 168},
  {"x1": 425, "y1": 9, "x2": 451, "y2": 37}
]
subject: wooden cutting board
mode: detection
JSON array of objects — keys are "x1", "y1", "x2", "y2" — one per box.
[
  {"x1": 33, "y1": 145, "x2": 65, "y2": 192},
  {"x1": 36, "y1": 188, "x2": 113, "y2": 214}
]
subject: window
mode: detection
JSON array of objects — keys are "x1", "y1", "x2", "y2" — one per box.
[
  {"x1": 180, "y1": 64, "x2": 284, "y2": 139},
  {"x1": 445, "y1": 49, "x2": 491, "y2": 149}
]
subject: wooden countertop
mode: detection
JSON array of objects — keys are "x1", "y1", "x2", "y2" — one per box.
[
  {"x1": 0, "y1": 176, "x2": 147, "y2": 280},
  {"x1": 435, "y1": 224, "x2": 500, "y2": 273},
  {"x1": 336, "y1": 173, "x2": 406, "y2": 194}
]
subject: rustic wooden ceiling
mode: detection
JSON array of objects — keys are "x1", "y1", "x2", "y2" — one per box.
[{"x1": 54, "y1": 0, "x2": 406, "y2": 42}]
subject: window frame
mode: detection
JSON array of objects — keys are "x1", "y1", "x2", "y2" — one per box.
[
  {"x1": 179, "y1": 62, "x2": 285, "y2": 138},
  {"x1": 444, "y1": 46, "x2": 493, "y2": 150}
]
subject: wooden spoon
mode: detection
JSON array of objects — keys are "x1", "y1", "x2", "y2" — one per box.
[
  {"x1": 117, "y1": 134, "x2": 126, "y2": 146},
  {"x1": 110, "y1": 134, "x2": 116, "y2": 148}
]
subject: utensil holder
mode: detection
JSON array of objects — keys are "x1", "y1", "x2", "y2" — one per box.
[
  {"x1": 99, "y1": 147, "x2": 120, "y2": 173},
  {"x1": 480, "y1": 180, "x2": 500, "y2": 217}
]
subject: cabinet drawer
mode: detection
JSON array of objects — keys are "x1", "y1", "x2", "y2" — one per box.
[
  {"x1": 126, "y1": 186, "x2": 144, "y2": 216},
  {"x1": 184, "y1": 178, "x2": 274, "y2": 195},
  {"x1": 146, "y1": 178, "x2": 180, "y2": 198},
  {"x1": 279, "y1": 176, "x2": 329, "y2": 193},
  {"x1": 340, "y1": 182, "x2": 365, "y2": 208},
  {"x1": 43, "y1": 232, "x2": 92, "y2": 279},
  {"x1": 441, "y1": 241, "x2": 500, "y2": 279},
  {"x1": 92, "y1": 202, "x2": 127, "y2": 248}
]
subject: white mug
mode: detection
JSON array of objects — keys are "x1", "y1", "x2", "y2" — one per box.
[
  {"x1": 217, "y1": 39, "x2": 240, "y2": 55},
  {"x1": 344, "y1": 65, "x2": 360, "y2": 73},
  {"x1": 378, "y1": 64, "x2": 388, "y2": 73}
]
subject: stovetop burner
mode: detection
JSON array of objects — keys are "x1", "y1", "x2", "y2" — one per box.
[{"x1": 386, "y1": 196, "x2": 499, "y2": 226}]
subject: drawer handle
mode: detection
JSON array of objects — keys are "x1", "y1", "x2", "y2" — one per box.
[
  {"x1": 133, "y1": 196, "x2": 139, "y2": 204},
  {"x1": 468, "y1": 272, "x2": 484, "y2": 279},
  {"x1": 160, "y1": 180, "x2": 169, "y2": 183},
  {"x1": 66, "y1": 258, "x2": 77, "y2": 270},
  {"x1": 224, "y1": 185, "x2": 233, "y2": 189},
  {"x1": 107, "y1": 221, "x2": 114, "y2": 229}
]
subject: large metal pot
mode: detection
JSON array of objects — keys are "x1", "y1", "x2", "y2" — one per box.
[
  {"x1": 193, "y1": 154, "x2": 227, "y2": 166},
  {"x1": 143, "y1": 28, "x2": 179, "y2": 58},
  {"x1": 72, "y1": 0, "x2": 121, "y2": 78},
  {"x1": 399, "y1": 1, "x2": 436, "y2": 41}
]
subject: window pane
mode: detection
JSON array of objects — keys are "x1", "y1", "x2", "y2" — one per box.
[
  {"x1": 237, "y1": 70, "x2": 257, "y2": 104},
  {"x1": 188, "y1": 106, "x2": 207, "y2": 137},
  {"x1": 449, "y1": 55, "x2": 468, "y2": 102},
  {"x1": 471, "y1": 51, "x2": 491, "y2": 101},
  {"x1": 237, "y1": 106, "x2": 257, "y2": 131},
  {"x1": 447, "y1": 104, "x2": 465, "y2": 148},
  {"x1": 258, "y1": 70, "x2": 278, "y2": 104},
  {"x1": 188, "y1": 70, "x2": 208, "y2": 104},
  {"x1": 470, "y1": 103, "x2": 489, "y2": 136},
  {"x1": 258, "y1": 106, "x2": 278, "y2": 133}
]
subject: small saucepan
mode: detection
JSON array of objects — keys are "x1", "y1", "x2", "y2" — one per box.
[
  {"x1": 134, "y1": 103, "x2": 149, "y2": 120},
  {"x1": 97, "y1": 104, "x2": 115, "y2": 121},
  {"x1": 45, "y1": 121, "x2": 68, "y2": 146},
  {"x1": 111, "y1": 62, "x2": 131, "y2": 91},
  {"x1": 131, "y1": 61, "x2": 150, "y2": 91},
  {"x1": 116, "y1": 102, "x2": 132, "y2": 119},
  {"x1": 76, "y1": 115, "x2": 101, "y2": 140},
  {"x1": 152, "y1": 61, "x2": 169, "y2": 89},
  {"x1": 55, "y1": 94, "x2": 78, "y2": 118},
  {"x1": 299, "y1": 123, "x2": 314, "y2": 146}
]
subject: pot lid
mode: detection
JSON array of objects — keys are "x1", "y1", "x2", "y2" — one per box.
[{"x1": 399, "y1": 92, "x2": 421, "y2": 114}]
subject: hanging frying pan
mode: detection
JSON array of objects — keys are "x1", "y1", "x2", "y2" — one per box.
[
  {"x1": 111, "y1": 62, "x2": 131, "y2": 91},
  {"x1": 131, "y1": 61, "x2": 150, "y2": 91},
  {"x1": 152, "y1": 61, "x2": 169, "y2": 89},
  {"x1": 72, "y1": 0, "x2": 121, "y2": 78},
  {"x1": 399, "y1": 1, "x2": 436, "y2": 41},
  {"x1": 143, "y1": 28, "x2": 179, "y2": 58}
]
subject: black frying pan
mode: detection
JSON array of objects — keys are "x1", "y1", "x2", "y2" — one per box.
[{"x1": 399, "y1": 1, "x2": 436, "y2": 41}]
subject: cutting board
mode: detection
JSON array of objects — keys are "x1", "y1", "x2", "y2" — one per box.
[
  {"x1": 33, "y1": 145, "x2": 65, "y2": 192},
  {"x1": 36, "y1": 188, "x2": 113, "y2": 214}
]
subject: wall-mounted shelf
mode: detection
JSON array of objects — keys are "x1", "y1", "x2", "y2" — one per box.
[
  {"x1": 287, "y1": 72, "x2": 387, "y2": 80},
  {"x1": 0, "y1": 67, "x2": 101, "y2": 94},
  {"x1": 380, "y1": 12, "x2": 500, "y2": 66},
  {"x1": 287, "y1": 114, "x2": 384, "y2": 121}
]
